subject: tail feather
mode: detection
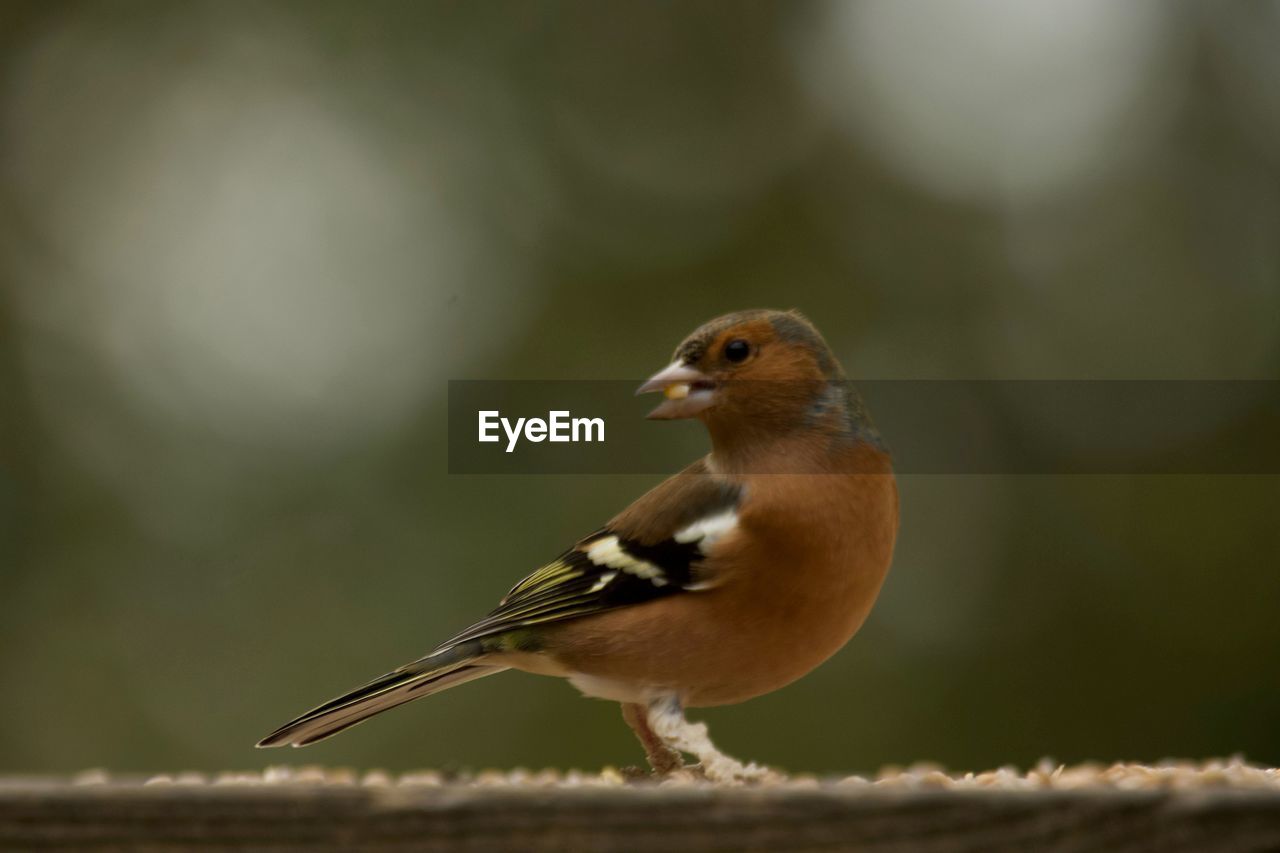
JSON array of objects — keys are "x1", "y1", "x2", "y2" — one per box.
[{"x1": 256, "y1": 641, "x2": 506, "y2": 748}]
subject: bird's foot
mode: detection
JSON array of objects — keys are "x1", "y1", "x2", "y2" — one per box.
[
  {"x1": 692, "y1": 757, "x2": 782, "y2": 785},
  {"x1": 646, "y1": 750, "x2": 685, "y2": 776},
  {"x1": 656, "y1": 760, "x2": 782, "y2": 785},
  {"x1": 621, "y1": 701, "x2": 686, "y2": 776},
  {"x1": 659, "y1": 764, "x2": 707, "y2": 783},
  {"x1": 643, "y1": 697, "x2": 779, "y2": 785},
  {"x1": 620, "y1": 762, "x2": 684, "y2": 781},
  {"x1": 622, "y1": 748, "x2": 685, "y2": 781}
]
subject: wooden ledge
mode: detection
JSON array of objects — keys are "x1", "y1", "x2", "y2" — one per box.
[{"x1": 3, "y1": 764, "x2": 1279, "y2": 852}]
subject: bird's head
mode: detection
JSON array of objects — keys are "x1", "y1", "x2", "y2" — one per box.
[{"x1": 637, "y1": 309, "x2": 857, "y2": 450}]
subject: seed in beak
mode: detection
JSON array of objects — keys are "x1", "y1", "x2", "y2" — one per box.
[{"x1": 664, "y1": 383, "x2": 690, "y2": 400}]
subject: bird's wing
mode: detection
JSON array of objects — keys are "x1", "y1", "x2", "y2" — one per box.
[{"x1": 432, "y1": 459, "x2": 743, "y2": 653}]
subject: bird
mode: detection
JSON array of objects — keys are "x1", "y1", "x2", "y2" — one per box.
[{"x1": 257, "y1": 309, "x2": 899, "y2": 782}]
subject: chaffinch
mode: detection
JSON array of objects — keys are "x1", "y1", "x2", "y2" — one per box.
[{"x1": 258, "y1": 309, "x2": 899, "y2": 781}]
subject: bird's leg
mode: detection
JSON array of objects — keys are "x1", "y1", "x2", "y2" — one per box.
[
  {"x1": 643, "y1": 696, "x2": 775, "y2": 784},
  {"x1": 620, "y1": 702, "x2": 684, "y2": 774}
]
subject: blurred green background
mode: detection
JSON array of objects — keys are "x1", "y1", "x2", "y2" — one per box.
[{"x1": 1, "y1": 0, "x2": 1278, "y2": 776}]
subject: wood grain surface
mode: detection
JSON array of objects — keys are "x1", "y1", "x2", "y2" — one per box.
[{"x1": 3, "y1": 775, "x2": 1280, "y2": 853}]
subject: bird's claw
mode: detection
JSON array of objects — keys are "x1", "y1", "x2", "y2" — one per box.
[{"x1": 656, "y1": 760, "x2": 782, "y2": 785}]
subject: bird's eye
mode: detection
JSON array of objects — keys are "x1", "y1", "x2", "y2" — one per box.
[{"x1": 724, "y1": 339, "x2": 751, "y2": 363}]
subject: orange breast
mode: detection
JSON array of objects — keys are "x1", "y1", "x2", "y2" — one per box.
[{"x1": 541, "y1": 458, "x2": 899, "y2": 707}]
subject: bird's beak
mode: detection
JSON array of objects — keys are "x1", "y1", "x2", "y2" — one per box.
[{"x1": 636, "y1": 361, "x2": 716, "y2": 419}]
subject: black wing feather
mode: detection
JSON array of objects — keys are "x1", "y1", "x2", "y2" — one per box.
[{"x1": 433, "y1": 531, "x2": 714, "y2": 653}]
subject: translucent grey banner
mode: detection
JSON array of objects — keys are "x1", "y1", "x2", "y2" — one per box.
[{"x1": 447, "y1": 381, "x2": 1280, "y2": 474}]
